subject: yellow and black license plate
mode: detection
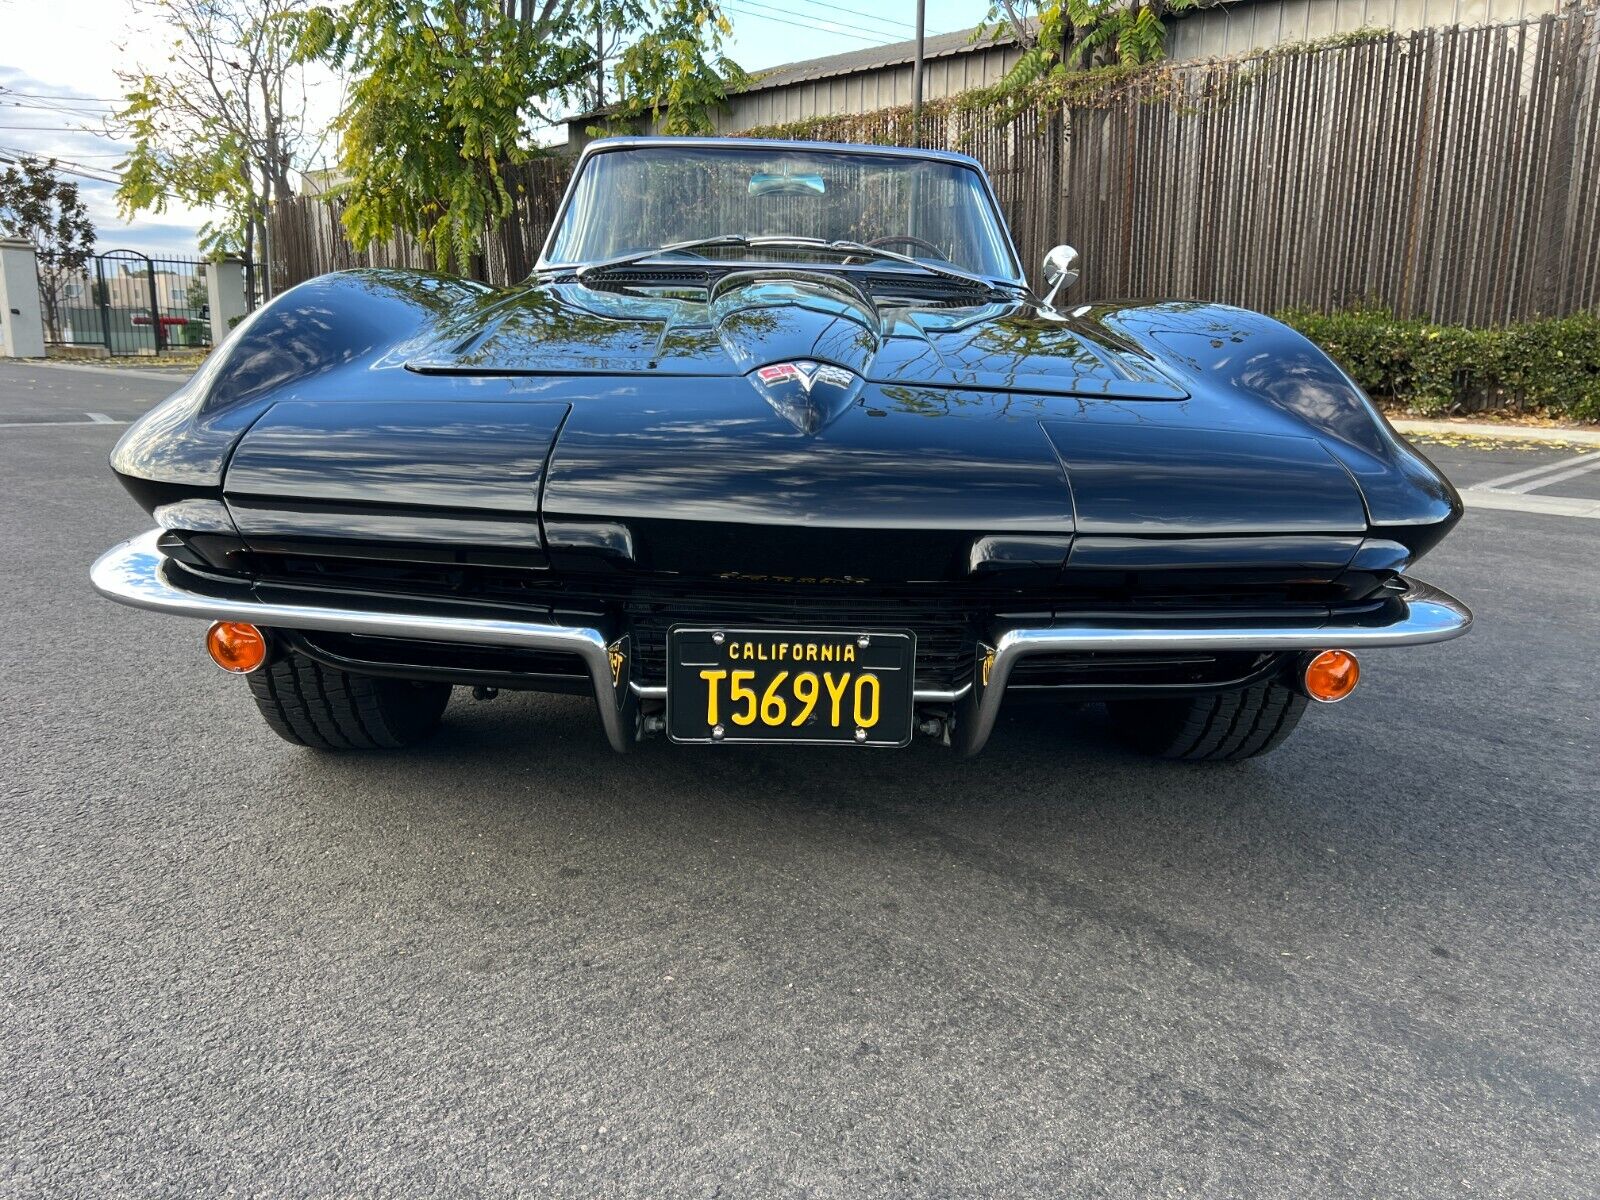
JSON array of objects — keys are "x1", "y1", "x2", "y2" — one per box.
[{"x1": 667, "y1": 628, "x2": 916, "y2": 746}]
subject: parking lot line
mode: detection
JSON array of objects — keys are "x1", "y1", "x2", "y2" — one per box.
[
  {"x1": 0, "y1": 417, "x2": 130, "y2": 428},
  {"x1": 1469, "y1": 451, "x2": 1600, "y2": 492},
  {"x1": 1500, "y1": 454, "x2": 1600, "y2": 494},
  {"x1": 1464, "y1": 490, "x2": 1600, "y2": 519}
]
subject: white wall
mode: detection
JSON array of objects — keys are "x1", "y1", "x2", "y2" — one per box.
[
  {"x1": 0, "y1": 239, "x2": 46, "y2": 359},
  {"x1": 1166, "y1": 0, "x2": 1564, "y2": 60}
]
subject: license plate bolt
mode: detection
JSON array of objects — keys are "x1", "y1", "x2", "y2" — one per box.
[
  {"x1": 857, "y1": 635, "x2": 870, "y2": 648},
  {"x1": 854, "y1": 727, "x2": 867, "y2": 742},
  {"x1": 712, "y1": 631, "x2": 726, "y2": 645},
  {"x1": 712, "y1": 723, "x2": 726, "y2": 740}
]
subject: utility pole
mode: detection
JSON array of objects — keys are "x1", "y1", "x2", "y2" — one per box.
[
  {"x1": 912, "y1": 0, "x2": 926, "y2": 144},
  {"x1": 595, "y1": 14, "x2": 606, "y2": 111}
]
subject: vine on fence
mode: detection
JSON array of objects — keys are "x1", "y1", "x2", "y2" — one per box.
[{"x1": 736, "y1": 25, "x2": 1404, "y2": 145}]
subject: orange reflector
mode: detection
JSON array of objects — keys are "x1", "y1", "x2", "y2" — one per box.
[
  {"x1": 1303, "y1": 649, "x2": 1360, "y2": 703},
  {"x1": 205, "y1": 621, "x2": 268, "y2": 674}
]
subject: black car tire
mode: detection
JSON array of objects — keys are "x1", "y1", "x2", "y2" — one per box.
[
  {"x1": 1106, "y1": 679, "x2": 1308, "y2": 763},
  {"x1": 246, "y1": 650, "x2": 450, "y2": 750}
]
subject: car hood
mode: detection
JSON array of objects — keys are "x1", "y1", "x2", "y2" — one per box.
[
  {"x1": 121, "y1": 268, "x2": 1457, "y2": 589},
  {"x1": 405, "y1": 273, "x2": 1190, "y2": 402}
]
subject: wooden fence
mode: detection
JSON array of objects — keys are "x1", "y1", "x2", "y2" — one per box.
[
  {"x1": 268, "y1": 158, "x2": 573, "y2": 290},
  {"x1": 268, "y1": 8, "x2": 1600, "y2": 325}
]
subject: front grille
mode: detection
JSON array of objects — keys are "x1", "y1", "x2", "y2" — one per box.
[
  {"x1": 1007, "y1": 650, "x2": 1274, "y2": 690},
  {"x1": 235, "y1": 548, "x2": 1367, "y2": 693},
  {"x1": 240, "y1": 550, "x2": 1005, "y2": 689}
]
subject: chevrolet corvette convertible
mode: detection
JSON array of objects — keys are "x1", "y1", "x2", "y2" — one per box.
[{"x1": 92, "y1": 136, "x2": 1470, "y2": 759}]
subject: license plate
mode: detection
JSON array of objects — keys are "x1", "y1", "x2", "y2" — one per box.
[{"x1": 666, "y1": 628, "x2": 916, "y2": 746}]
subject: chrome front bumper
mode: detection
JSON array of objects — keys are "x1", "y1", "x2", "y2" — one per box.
[
  {"x1": 92, "y1": 530, "x2": 635, "y2": 751},
  {"x1": 92, "y1": 529, "x2": 1471, "y2": 756}
]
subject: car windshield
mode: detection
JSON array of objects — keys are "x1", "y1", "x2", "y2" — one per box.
[{"x1": 544, "y1": 144, "x2": 1020, "y2": 282}]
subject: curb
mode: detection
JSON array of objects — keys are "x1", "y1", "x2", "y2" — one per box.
[
  {"x1": 1391, "y1": 418, "x2": 1600, "y2": 447},
  {"x1": 21, "y1": 359, "x2": 195, "y2": 381}
]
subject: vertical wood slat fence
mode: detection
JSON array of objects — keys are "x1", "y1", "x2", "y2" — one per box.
[{"x1": 267, "y1": 9, "x2": 1600, "y2": 326}]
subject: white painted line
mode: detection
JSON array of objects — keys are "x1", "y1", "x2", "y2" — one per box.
[
  {"x1": 85, "y1": 412, "x2": 116, "y2": 424},
  {"x1": 1464, "y1": 490, "x2": 1600, "y2": 519},
  {"x1": 1468, "y1": 451, "x2": 1599, "y2": 492},
  {"x1": 1503, "y1": 454, "x2": 1600, "y2": 494},
  {"x1": 0, "y1": 418, "x2": 129, "y2": 429}
]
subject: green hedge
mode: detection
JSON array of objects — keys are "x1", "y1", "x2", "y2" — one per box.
[{"x1": 1277, "y1": 308, "x2": 1600, "y2": 421}]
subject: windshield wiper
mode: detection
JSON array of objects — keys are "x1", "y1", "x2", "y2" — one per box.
[
  {"x1": 811, "y1": 238, "x2": 1017, "y2": 298},
  {"x1": 572, "y1": 234, "x2": 1016, "y2": 298},
  {"x1": 573, "y1": 234, "x2": 757, "y2": 284}
]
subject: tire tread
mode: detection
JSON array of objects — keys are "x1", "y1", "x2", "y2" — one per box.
[
  {"x1": 1109, "y1": 680, "x2": 1308, "y2": 763},
  {"x1": 246, "y1": 649, "x2": 448, "y2": 751}
]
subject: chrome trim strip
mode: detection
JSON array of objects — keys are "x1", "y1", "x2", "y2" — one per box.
[
  {"x1": 630, "y1": 682, "x2": 972, "y2": 703},
  {"x1": 960, "y1": 578, "x2": 1471, "y2": 756},
  {"x1": 90, "y1": 530, "x2": 632, "y2": 753}
]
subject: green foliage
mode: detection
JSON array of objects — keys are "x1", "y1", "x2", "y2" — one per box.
[
  {"x1": 981, "y1": 0, "x2": 1195, "y2": 91},
  {"x1": 0, "y1": 156, "x2": 97, "y2": 338},
  {"x1": 113, "y1": 0, "x2": 311, "y2": 264},
  {"x1": 606, "y1": 0, "x2": 746, "y2": 135},
  {"x1": 1281, "y1": 307, "x2": 1600, "y2": 421},
  {"x1": 299, "y1": 0, "x2": 742, "y2": 273},
  {"x1": 117, "y1": 81, "x2": 255, "y2": 257},
  {"x1": 0, "y1": 156, "x2": 96, "y2": 270}
]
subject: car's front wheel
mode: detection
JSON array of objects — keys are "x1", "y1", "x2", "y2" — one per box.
[
  {"x1": 1106, "y1": 679, "x2": 1307, "y2": 763},
  {"x1": 246, "y1": 649, "x2": 451, "y2": 750}
]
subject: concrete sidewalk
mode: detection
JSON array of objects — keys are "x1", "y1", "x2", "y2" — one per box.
[
  {"x1": 23, "y1": 359, "x2": 194, "y2": 381},
  {"x1": 1391, "y1": 417, "x2": 1600, "y2": 446}
]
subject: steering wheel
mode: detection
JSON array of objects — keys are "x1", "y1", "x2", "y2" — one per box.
[{"x1": 865, "y1": 234, "x2": 949, "y2": 261}]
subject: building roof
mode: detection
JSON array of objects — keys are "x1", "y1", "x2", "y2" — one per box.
[
  {"x1": 741, "y1": 24, "x2": 1019, "y2": 93},
  {"x1": 567, "y1": 23, "x2": 1021, "y2": 125},
  {"x1": 578, "y1": 135, "x2": 986, "y2": 170}
]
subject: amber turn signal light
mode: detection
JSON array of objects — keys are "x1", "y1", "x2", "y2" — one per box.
[
  {"x1": 205, "y1": 621, "x2": 268, "y2": 674},
  {"x1": 1302, "y1": 649, "x2": 1360, "y2": 703}
]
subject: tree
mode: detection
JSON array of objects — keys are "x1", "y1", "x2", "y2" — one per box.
[
  {"x1": 0, "y1": 157, "x2": 96, "y2": 341},
  {"x1": 985, "y1": 0, "x2": 1194, "y2": 84},
  {"x1": 113, "y1": 0, "x2": 317, "y2": 285},
  {"x1": 294, "y1": 0, "x2": 743, "y2": 273},
  {"x1": 605, "y1": 0, "x2": 745, "y2": 136}
]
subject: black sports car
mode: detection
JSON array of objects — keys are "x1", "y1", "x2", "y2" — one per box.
[{"x1": 93, "y1": 136, "x2": 1470, "y2": 759}]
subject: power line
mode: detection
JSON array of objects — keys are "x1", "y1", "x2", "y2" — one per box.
[
  {"x1": 0, "y1": 153, "x2": 122, "y2": 185},
  {"x1": 1, "y1": 93, "x2": 116, "y2": 110},
  {"x1": 733, "y1": 0, "x2": 911, "y2": 41},
  {"x1": 19, "y1": 149, "x2": 128, "y2": 159},
  {"x1": 723, "y1": 2, "x2": 885, "y2": 44},
  {"x1": 784, "y1": 0, "x2": 916, "y2": 33},
  {"x1": 0, "y1": 148, "x2": 193, "y2": 206},
  {"x1": 0, "y1": 143, "x2": 123, "y2": 178},
  {"x1": 0, "y1": 87, "x2": 122, "y2": 104},
  {"x1": 3, "y1": 98, "x2": 116, "y2": 120},
  {"x1": 727, "y1": 0, "x2": 954, "y2": 47}
]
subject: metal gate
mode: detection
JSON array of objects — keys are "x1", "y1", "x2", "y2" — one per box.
[{"x1": 39, "y1": 250, "x2": 247, "y2": 356}]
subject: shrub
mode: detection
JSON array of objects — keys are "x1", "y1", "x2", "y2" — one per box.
[{"x1": 1277, "y1": 307, "x2": 1600, "y2": 421}]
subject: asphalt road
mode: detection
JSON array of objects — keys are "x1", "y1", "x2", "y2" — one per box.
[{"x1": 2, "y1": 362, "x2": 1596, "y2": 1198}]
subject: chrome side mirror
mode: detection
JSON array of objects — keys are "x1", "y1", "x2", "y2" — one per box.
[{"x1": 1041, "y1": 244, "x2": 1080, "y2": 306}]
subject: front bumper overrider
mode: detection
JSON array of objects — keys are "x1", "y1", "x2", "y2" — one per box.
[{"x1": 92, "y1": 529, "x2": 1472, "y2": 755}]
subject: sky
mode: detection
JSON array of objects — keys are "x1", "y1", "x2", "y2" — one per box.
[{"x1": 0, "y1": 0, "x2": 996, "y2": 259}]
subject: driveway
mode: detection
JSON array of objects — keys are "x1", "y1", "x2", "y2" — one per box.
[{"x1": 1, "y1": 362, "x2": 1595, "y2": 1197}]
